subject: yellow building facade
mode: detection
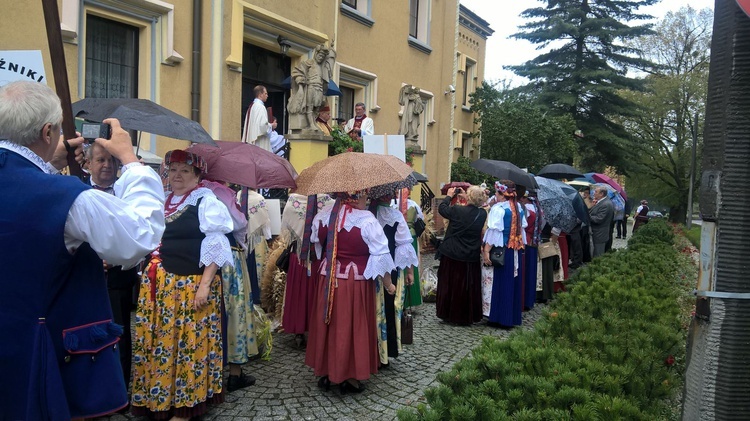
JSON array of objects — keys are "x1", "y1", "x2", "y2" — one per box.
[{"x1": 1, "y1": 0, "x2": 491, "y2": 194}]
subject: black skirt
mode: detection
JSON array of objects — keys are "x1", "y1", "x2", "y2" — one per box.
[{"x1": 436, "y1": 255, "x2": 483, "y2": 325}]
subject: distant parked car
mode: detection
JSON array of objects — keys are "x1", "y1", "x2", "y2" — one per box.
[{"x1": 647, "y1": 210, "x2": 664, "y2": 219}]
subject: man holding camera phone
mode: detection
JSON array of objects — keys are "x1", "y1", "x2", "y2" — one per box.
[
  {"x1": 0, "y1": 81, "x2": 165, "y2": 420},
  {"x1": 83, "y1": 139, "x2": 140, "y2": 393}
]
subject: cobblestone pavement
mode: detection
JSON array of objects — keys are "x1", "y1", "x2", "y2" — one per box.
[{"x1": 106, "y1": 229, "x2": 630, "y2": 421}]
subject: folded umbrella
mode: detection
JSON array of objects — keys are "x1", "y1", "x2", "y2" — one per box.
[
  {"x1": 470, "y1": 159, "x2": 538, "y2": 189},
  {"x1": 294, "y1": 152, "x2": 413, "y2": 195},
  {"x1": 537, "y1": 163, "x2": 584, "y2": 180},
  {"x1": 188, "y1": 141, "x2": 297, "y2": 189},
  {"x1": 72, "y1": 98, "x2": 216, "y2": 145}
]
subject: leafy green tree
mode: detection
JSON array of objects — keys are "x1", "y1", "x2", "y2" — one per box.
[
  {"x1": 470, "y1": 82, "x2": 577, "y2": 173},
  {"x1": 510, "y1": 0, "x2": 658, "y2": 171},
  {"x1": 620, "y1": 7, "x2": 711, "y2": 223},
  {"x1": 450, "y1": 156, "x2": 485, "y2": 185}
]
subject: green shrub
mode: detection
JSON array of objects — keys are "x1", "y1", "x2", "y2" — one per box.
[{"x1": 399, "y1": 216, "x2": 691, "y2": 420}]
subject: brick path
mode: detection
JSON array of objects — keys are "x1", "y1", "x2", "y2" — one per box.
[{"x1": 104, "y1": 232, "x2": 629, "y2": 421}]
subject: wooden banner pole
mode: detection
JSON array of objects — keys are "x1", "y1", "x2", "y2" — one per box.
[{"x1": 41, "y1": 0, "x2": 83, "y2": 177}]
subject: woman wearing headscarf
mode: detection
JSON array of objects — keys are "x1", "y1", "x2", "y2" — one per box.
[
  {"x1": 131, "y1": 150, "x2": 233, "y2": 420},
  {"x1": 482, "y1": 180, "x2": 527, "y2": 328},
  {"x1": 436, "y1": 185, "x2": 487, "y2": 325},
  {"x1": 305, "y1": 192, "x2": 397, "y2": 393},
  {"x1": 369, "y1": 188, "x2": 419, "y2": 365}
]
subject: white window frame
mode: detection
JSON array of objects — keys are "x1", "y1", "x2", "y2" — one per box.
[
  {"x1": 337, "y1": 63, "x2": 380, "y2": 115},
  {"x1": 463, "y1": 57, "x2": 477, "y2": 109},
  {"x1": 61, "y1": 0, "x2": 182, "y2": 65},
  {"x1": 340, "y1": 0, "x2": 374, "y2": 27},
  {"x1": 407, "y1": 0, "x2": 432, "y2": 54}
]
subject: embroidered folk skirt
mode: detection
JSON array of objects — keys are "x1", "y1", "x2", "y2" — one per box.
[
  {"x1": 222, "y1": 248, "x2": 258, "y2": 364},
  {"x1": 131, "y1": 261, "x2": 224, "y2": 419}
]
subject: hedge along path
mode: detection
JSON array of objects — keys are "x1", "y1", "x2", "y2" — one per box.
[{"x1": 398, "y1": 219, "x2": 691, "y2": 421}]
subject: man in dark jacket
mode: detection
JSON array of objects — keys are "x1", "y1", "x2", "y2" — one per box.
[{"x1": 589, "y1": 186, "x2": 614, "y2": 258}]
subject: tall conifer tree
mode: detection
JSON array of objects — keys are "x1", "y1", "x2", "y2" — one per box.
[{"x1": 510, "y1": 0, "x2": 658, "y2": 170}]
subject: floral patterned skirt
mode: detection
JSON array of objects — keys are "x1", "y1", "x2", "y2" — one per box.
[
  {"x1": 222, "y1": 248, "x2": 258, "y2": 364},
  {"x1": 131, "y1": 261, "x2": 224, "y2": 419}
]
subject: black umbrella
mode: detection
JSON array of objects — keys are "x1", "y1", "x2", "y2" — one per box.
[
  {"x1": 470, "y1": 159, "x2": 538, "y2": 189},
  {"x1": 411, "y1": 171, "x2": 428, "y2": 182},
  {"x1": 72, "y1": 98, "x2": 217, "y2": 145},
  {"x1": 537, "y1": 163, "x2": 584, "y2": 180}
]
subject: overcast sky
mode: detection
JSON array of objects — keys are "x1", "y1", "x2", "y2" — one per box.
[{"x1": 460, "y1": 0, "x2": 715, "y2": 86}]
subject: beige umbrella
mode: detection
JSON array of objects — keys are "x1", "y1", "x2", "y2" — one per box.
[{"x1": 294, "y1": 152, "x2": 413, "y2": 195}]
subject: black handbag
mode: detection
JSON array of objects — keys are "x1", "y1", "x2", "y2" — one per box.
[
  {"x1": 490, "y1": 246, "x2": 506, "y2": 267},
  {"x1": 413, "y1": 218, "x2": 426, "y2": 238},
  {"x1": 401, "y1": 290, "x2": 414, "y2": 345},
  {"x1": 275, "y1": 242, "x2": 294, "y2": 272}
]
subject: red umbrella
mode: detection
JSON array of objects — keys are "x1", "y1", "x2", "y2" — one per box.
[
  {"x1": 440, "y1": 181, "x2": 471, "y2": 195},
  {"x1": 590, "y1": 173, "x2": 627, "y2": 201},
  {"x1": 188, "y1": 141, "x2": 297, "y2": 189}
]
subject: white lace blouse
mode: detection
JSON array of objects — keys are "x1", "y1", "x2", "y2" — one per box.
[
  {"x1": 166, "y1": 187, "x2": 234, "y2": 269},
  {"x1": 375, "y1": 206, "x2": 419, "y2": 270},
  {"x1": 311, "y1": 204, "x2": 396, "y2": 280}
]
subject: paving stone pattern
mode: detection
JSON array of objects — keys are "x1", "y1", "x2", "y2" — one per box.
[{"x1": 104, "y1": 233, "x2": 629, "y2": 421}]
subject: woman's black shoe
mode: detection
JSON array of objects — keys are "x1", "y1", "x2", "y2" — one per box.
[
  {"x1": 294, "y1": 334, "x2": 307, "y2": 349},
  {"x1": 317, "y1": 376, "x2": 331, "y2": 391},
  {"x1": 227, "y1": 372, "x2": 256, "y2": 392},
  {"x1": 339, "y1": 380, "x2": 365, "y2": 394}
]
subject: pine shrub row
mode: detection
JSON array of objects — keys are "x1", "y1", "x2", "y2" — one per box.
[{"x1": 398, "y1": 219, "x2": 687, "y2": 420}]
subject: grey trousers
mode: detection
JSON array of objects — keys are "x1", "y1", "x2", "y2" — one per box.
[{"x1": 593, "y1": 242, "x2": 606, "y2": 258}]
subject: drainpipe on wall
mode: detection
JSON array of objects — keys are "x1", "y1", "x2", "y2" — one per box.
[{"x1": 191, "y1": 0, "x2": 202, "y2": 122}]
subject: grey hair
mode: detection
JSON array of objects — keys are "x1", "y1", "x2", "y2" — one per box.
[
  {"x1": 355, "y1": 102, "x2": 365, "y2": 109},
  {"x1": 0, "y1": 81, "x2": 63, "y2": 147}
]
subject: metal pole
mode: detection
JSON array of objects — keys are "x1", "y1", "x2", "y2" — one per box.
[
  {"x1": 41, "y1": 0, "x2": 83, "y2": 177},
  {"x1": 686, "y1": 111, "x2": 698, "y2": 229}
]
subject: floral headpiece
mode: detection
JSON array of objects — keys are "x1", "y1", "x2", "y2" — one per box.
[
  {"x1": 164, "y1": 149, "x2": 207, "y2": 174},
  {"x1": 494, "y1": 181, "x2": 516, "y2": 197}
]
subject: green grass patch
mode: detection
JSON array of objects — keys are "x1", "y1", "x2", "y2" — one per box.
[
  {"x1": 683, "y1": 225, "x2": 700, "y2": 249},
  {"x1": 398, "y1": 219, "x2": 695, "y2": 421}
]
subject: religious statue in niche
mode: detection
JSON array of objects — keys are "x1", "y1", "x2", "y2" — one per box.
[
  {"x1": 287, "y1": 43, "x2": 337, "y2": 132},
  {"x1": 398, "y1": 84, "x2": 424, "y2": 147}
]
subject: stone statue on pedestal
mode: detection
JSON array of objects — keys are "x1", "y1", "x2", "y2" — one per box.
[
  {"x1": 287, "y1": 43, "x2": 337, "y2": 133},
  {"x1": 398, "y1": 84, "x2": 424, "y2": 148}
]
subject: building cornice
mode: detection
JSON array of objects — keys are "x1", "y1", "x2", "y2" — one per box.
[{"x1": 458, "y1": 4, "x2": 493, "y2": 39}]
